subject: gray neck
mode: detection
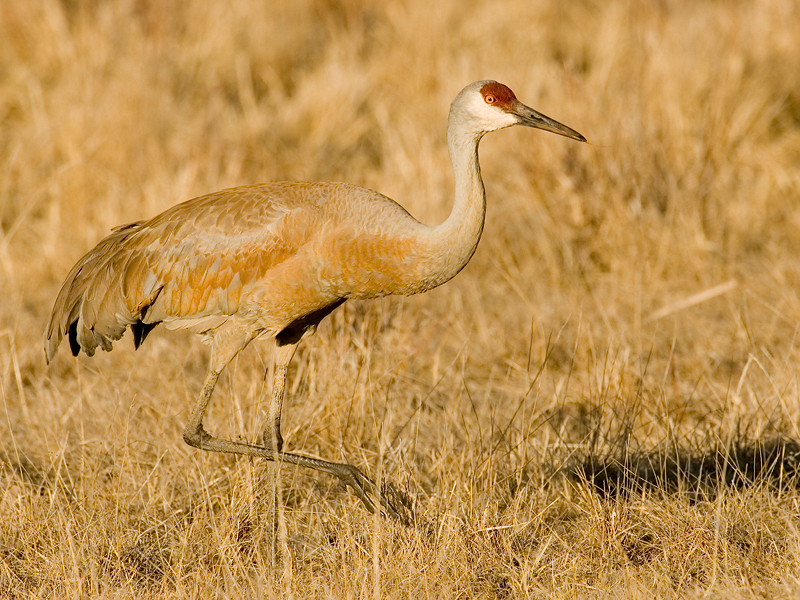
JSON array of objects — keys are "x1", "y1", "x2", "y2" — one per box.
[{"x1": 415, "y1": 121, "x2": 487, "y2": 292}]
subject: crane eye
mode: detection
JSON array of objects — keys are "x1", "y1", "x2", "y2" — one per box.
[{"x1": 484, "y1": 94, "x2": 496, "y2": 104}]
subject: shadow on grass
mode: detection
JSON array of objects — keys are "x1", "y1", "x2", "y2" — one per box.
[{"x1": 568, "y1": 435, "x2": 800, "y2": 500}]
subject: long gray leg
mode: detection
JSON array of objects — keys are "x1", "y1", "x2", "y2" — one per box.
[
  {"x1": 260, "y1": 342, "x2": 297, "y2": 452},
  {"x1": 181, "y1": 336, "x2": 408, "y2": 522}
]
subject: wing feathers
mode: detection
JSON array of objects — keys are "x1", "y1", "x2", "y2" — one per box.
[
  {"x1": 45, "y1": 223, "x2": 143, "y2": 361},
  {"x1": 44, "y1": 183, "x2": 324, "y2": 362}
]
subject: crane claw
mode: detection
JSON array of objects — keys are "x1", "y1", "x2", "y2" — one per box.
[{"x1": 331, "y1": 463, "x2": 415, "y2": 526}]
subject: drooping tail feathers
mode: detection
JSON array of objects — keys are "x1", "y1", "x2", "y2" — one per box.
[{"x1": 44, "y1": 221, "x2": 160, "y2": 363}]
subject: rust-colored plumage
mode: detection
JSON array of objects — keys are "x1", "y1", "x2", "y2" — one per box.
[
  {"x1": 45, "y1": 81, "x2": 586, "y2": 521},
  {"x1": 46, "y1": 182, "x2": 424, "y2": 360}
]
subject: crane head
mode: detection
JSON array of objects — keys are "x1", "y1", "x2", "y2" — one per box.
[{"x1": 453, "y1": 80, "x2": 586, "y2": 142}]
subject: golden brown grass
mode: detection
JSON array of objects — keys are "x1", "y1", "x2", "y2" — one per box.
[{"x1": 3, "y1": 0, "x2": 800, "y2": 597}]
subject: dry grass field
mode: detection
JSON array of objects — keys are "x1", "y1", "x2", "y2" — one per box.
[{"x1": 3, "y1": 0, "x2": 800, "y2": 597}]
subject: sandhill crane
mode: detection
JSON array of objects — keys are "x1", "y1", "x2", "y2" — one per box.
[{"x1": 45, "y1": 80, "x2": 586, "y2": 520}]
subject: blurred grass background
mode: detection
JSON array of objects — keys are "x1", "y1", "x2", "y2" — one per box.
[{"x1": 2, "y1": 0, "x2": 800, "y2": 597}]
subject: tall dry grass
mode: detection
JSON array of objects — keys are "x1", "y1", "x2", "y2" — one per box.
[{"x1": 2, "y1": 0, "x2": 800, "y2": 597}]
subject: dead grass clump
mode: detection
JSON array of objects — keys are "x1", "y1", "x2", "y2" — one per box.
[{"x1": 511, "y1": 488, "x2": 798, "y2": 595}]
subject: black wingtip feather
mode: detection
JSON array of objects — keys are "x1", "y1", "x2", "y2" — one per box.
[
  {"x1": 68, "y1": 321, "x2": 80, "y2": 357},
  {"x1": 132, "y1": 321, "x2": 159, "y2": 350}
]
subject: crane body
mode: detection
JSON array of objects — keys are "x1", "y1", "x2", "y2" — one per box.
[{"x1": 45, "y1": 81, "x2": 586, "y2": 520}]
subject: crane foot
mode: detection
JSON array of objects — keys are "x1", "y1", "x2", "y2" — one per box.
[{"x1": 329, "y1": 462, "x2": 415, "y2": 526}]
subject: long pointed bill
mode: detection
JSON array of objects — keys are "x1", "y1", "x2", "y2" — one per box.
[{"x1": 512, "y1": 101, "x2": 586, "y2": 143}]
